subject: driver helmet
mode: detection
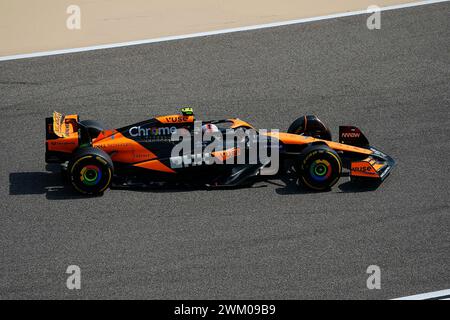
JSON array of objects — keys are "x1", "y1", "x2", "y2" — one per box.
[{"x1": 202, "y1": 123, "x2": 219, "y2": 134}]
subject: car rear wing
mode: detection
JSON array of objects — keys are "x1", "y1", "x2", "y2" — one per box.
[
  {"x1": 46, "y1": 111, "x2": 80, "y2": 140},
  {"x1": 45, "y1": 112, "x2": 94, "y2": 163}
]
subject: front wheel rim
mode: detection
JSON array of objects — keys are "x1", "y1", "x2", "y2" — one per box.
[{"x1": 309, "y1": 159, "x2": 332, "y2": 182}]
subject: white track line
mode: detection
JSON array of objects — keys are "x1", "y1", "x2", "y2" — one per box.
[
  {"x1": 0, "y1": 0, "x2": 449, "y2": 62},
  {"x1": 392, "y1": 289, "x2": 450, "y2": 300}
]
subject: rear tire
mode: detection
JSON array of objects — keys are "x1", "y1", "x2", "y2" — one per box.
[
  {"x1": 296, "y1": 145, "x2": 342, "y2": 191},
  {"x1": 68, "y1": 147, "x2": 113, "y2": 195},
  {"x1": 79, "y1": 120, "x2": 105, "y2": 139}
]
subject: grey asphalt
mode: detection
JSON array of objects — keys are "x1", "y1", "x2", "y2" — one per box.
[{"x1": 0, "y1": 2, "x2": 449, "y2": 300}]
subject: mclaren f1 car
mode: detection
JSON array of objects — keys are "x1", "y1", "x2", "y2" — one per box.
[{"x1": 45, "y1": 108, "x2": 395, "y2": 195}]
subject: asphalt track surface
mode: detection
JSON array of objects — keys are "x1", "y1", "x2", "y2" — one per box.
[{"x1": 1, "y1": 2, "x2": 449, "y2": 299}]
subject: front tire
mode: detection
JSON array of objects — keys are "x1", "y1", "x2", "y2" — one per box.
[
  {"x1": 296, "y1": 145, "x2": 342, "y2": 191},
  {"x1": 288, "y1": 115, "x2": 332, "y2": 140},
  {"x1": 68, "y1": 147, "x2": 113, "y2": 195}
]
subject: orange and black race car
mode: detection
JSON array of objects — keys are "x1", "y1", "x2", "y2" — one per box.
[{"x1": 45, "y1": 108, "x2": 395, "y2": 195}]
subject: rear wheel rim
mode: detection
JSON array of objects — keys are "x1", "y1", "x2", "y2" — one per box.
[
  {"x1": 80, "y1": 165, "x2": 102, "y2": 186},
  {"x1": 70, "y1": 155, "x2": 112, "y2": 194}
]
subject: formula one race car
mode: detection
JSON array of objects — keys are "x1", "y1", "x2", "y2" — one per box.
[{"x1": 45, "y1": 108, "x2": 395, "y2": 195}]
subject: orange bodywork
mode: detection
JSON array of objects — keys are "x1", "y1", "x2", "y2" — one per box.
[
  {"x1": 47, "y1": 134, "x2": 79, "y2": 153},
  {"x1": 47, "y1": 111, "x2": 392, "y2": 178},
  {"x1": 351, "y1": 157, "x2": 386, "y2": 178},
  {"x1": 93, "y1": 132, "x2": 157, "y2": 164},
  {"x1": 230, "y1": 119, "x2": 254, "y2": 129},
  {"x1": 211, "y1": 147, "x2": 241, "y2": 162},
  {"x1": 351, "y1": 161, "x2": 379, "y2": 178},
  {"x1": 155, "y1": 115, "x2": 194, "y2": 124},
  {"x1": 93, "y1": 131, "x2": 177, "y2": 174},
  {"x1": 133, "y1": 159, "x2": 176, "y2": 173},
  {"x1": 263, "y1": 132, "x2": 373, "y2": 155},
  {"x1": 47, "y1": 112, "x2": 80, "y2": 153},
  {"x1": 94, "y1": 129, "x2": 117, "y2": 141},
  {"x1": 52, "y1": 112, "x2": 78, "y2": 138}
]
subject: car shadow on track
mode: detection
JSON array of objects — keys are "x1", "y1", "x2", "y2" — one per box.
[
  {"x1": 9, "y1": 167, "x2": 381, "y2": 200},
  {"x1": 9, "y1": 165, "x2": 266, "y2": 199},
  {"x1": 9, "y1": 164, "x2": 92, "y2": 200},
  {"x1": 337, "y1": 180, "x2": 381, "y2": 193},
  {"x1": 273, "y1": 171, "x2": 381, "y2": 195}
]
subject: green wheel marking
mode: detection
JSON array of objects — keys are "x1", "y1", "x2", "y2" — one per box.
[{"x1": 314, "y1": 164, "x2": 328, "y2": 176}]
